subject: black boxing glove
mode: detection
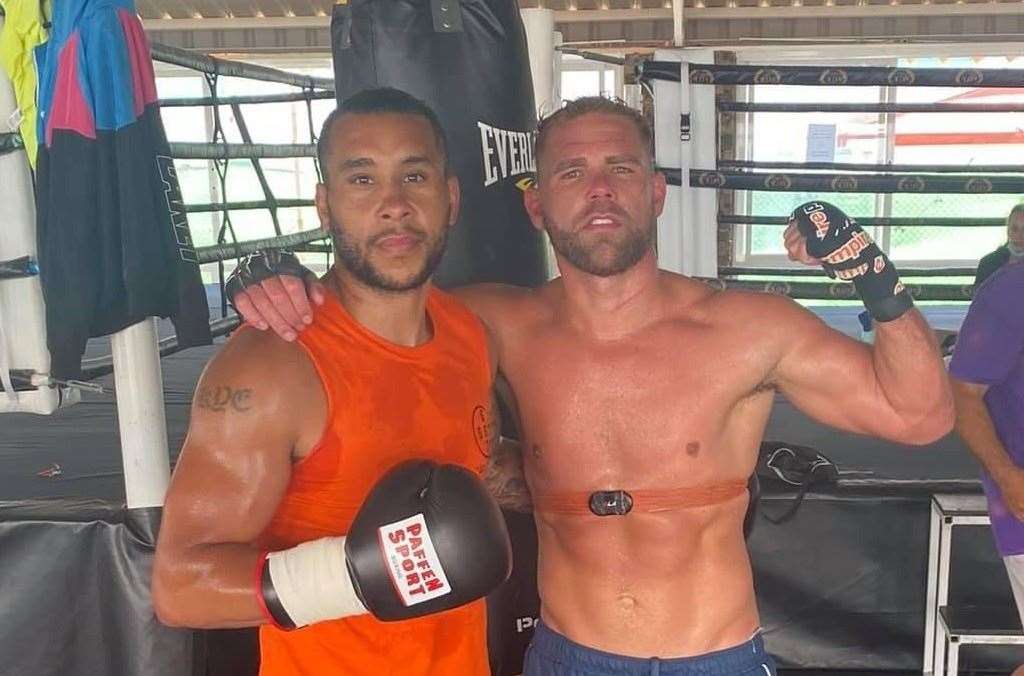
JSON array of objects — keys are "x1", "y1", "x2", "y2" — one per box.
[
  {"x1": 258, "y1": 460, "x2": 511, "y2": 628},
  {"x1": 224, "y1": 250, "x2": 310, "y2": 311},
  {"x1": 346, "y1": 460, "x2": 512, "y2": 620},
  {"x1": 790, "y1": 201, "x2": 913, "y2": 322}
]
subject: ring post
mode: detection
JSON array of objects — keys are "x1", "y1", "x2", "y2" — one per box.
[
  {"x1": 672, "y1": 0, "x2": 684, "y2": 47},
  {"x1": 522, "y1": 8, "x2": 561, "y2": 280},
  {"x1": 111, "y1": 318, "x2": 171, "y2": 509},
  {"x1": 522, "y1": 9, "x2": 556, "y2": 115},
  {"x1": 653, "y1": 49, "x2": 718, "y2": 278}
]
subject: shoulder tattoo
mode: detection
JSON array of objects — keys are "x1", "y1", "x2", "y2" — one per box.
[{"x1": 196, "y1": 385, "x2": 254, "y2": 413}]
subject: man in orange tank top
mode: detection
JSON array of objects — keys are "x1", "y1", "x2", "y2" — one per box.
[
  {"x1": 231, "y1": 97, "x2": 955, "y2": 675},
  {"x1": 151, "y1": 88, "x2": 518, "y2": 676}
]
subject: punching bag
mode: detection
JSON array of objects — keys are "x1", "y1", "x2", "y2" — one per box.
[{"x1": 331, "y1": 0, "x2": 548, "y2": 289}]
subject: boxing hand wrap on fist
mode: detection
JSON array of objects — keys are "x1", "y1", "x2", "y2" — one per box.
[
  {"x1": 258, "y1": 460, "x2": 512, "y2": 628},
  {"x1": 225, "y1": 250, "x2": 308, "y2": 310},
  {"x1": 790, "y1": 201, "x2": 913, "y2": 322}
]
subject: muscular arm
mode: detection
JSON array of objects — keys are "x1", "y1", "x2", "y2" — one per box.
[
  {"x1": 768, "y1": 297, "x2": 953, "y2": 445},
  {"x1": 486, "y1": 438, "x2": 533, "y2": 512},
  {"x1": 483, "y1": 373, "x2": 532, "y2": 512},
  {"x1": 452, "y1": 284, "x2": 535, "y2": 511},
  {"x1": 152, "y1": 330, "x2": 323, "y2": 628},
  {"x1": 951, "y1": 379, "x2": 1015, "y2": 478},
  {"x1": 229, "y1": 265, "x2": 522, "y2": 346},
  {"x1": 952, "y1": 378, "x2": 1024, "y2": 520}
]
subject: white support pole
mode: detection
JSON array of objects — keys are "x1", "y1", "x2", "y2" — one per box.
[
  {"x1": 522, "y1": 9, "x2": 563, "y2": 281},
  {"x1": 653, "y1": 49, "x2": 718, "y2": 278},
  {"x1": 553, "y1": 31, "x2": 563, "y2": 106},
  {"x1": 672, "y1": 0, "x2": 685, "y2": 47},
  {"x1": 687, "y1": 49, "x2": 719, "y2": 279},
  {"x1": 111, "y1": 318, "x2": 171, "y2": 509},
  {"x1": 653, "y1": 50, "x2": 684, "y2": 276},
  {"x1": 543, "y1": 30, "x2": 565, "y2": 282},
  {"x1": 521, "y1": 9, "x2": 557, "y2": 117}
]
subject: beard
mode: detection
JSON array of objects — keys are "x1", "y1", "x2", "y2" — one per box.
[
  {"x1": 544, "y1": 205, "x2": 655, "y2": 277},
  {"x1": 329, "y1": 215, "x2": 449, "y2": 292}
]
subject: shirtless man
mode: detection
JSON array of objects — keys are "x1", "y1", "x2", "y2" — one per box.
[
  {"x1": 152, "y1": 88, "x2": 512, "y2": 676},
  {"x1": 232, "y1": 96, "x2": 954, "y2": 674}
]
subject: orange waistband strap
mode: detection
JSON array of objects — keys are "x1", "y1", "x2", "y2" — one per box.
[{"x1": 533, "y1": 480, "x2": 748, "y2": 515}]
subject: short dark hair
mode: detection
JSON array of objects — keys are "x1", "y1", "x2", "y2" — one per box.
[
  {"x1": 316, "y1": 87, "x2": 449, "y2": 180},
  {"x1": 534, "y1": 96, "x2": 653, "y2": 175}
]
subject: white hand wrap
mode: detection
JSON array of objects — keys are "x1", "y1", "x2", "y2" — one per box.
[{"x1": 264, "y1": 536, "x2": 368, "y2": 628}]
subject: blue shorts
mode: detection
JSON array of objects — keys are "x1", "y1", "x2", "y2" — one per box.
[{"x1": 523, "y1": 620, "x2": 778, "y2": 676}]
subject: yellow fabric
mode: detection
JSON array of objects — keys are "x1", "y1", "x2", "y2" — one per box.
[{"x1": 0, "y1": 0, "x2": 49, "y2": 166}]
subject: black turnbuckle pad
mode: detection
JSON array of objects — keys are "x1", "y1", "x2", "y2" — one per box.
[{"x1": 589, "y1": 490, "x2": 633, "y2": 517}]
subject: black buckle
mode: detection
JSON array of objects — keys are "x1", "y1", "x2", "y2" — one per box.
[
  {"x1": 680, "y1": 113, "x2": 691, "y2": 142},
  {"x1": 589, "y1": 490, "x2": 633, "y2": 517}
]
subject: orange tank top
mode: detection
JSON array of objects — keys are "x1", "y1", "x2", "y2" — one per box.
[{"x1": 256, "y1": 287, "x2": 494, "y2": 676}]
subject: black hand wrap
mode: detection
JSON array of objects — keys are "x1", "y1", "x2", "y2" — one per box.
[
  {"x1": 224, "y1": 250, "x2": 309, "y2": 311},
  {"x1": 790, "y1": 201, "x2": 913, "y2": 322}
]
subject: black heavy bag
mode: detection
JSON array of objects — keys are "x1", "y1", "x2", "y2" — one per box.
[{"x1": 331, "y1": 0, "x2": 547, "y2": 289}]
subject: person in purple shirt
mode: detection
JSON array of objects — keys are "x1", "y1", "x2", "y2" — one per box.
[{"x1": 949, "y1": 259, "x2": 1024, "y2": 676}]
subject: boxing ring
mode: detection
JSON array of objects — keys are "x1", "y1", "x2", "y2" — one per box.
[
  {"x1": 0, "y1": 314, "x2": 1003, "y2": 675},
  {"x1": 2, "y1": 6, "x2": 1023, "y2": 674}
]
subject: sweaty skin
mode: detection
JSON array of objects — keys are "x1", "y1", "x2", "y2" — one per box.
[
  {"x1": 460, "y1": 272, "x2": 949, "y2": 657},
  {"x1": 464, "y1": 277, "x2": 771, "y2": 655},
  {"x1": 233, "y1": 111, "x2": 955, "y2": 657}
]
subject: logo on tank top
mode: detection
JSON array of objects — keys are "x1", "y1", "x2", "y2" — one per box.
[
  {"x1": 472, "y1": 404, "x2": 495, "y2": 457},
  {"x1": 478, "y1": 122, "x2": 536, "y2": 188}
]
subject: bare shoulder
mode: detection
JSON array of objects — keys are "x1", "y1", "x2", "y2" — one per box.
[
  {"x1": 667, "y1": 276, "x2": 837, "y2": 370},
  {"x1": 187, "y1": 327, "x2": 323, "y2": 447},
  {"x1": 166, "y1": 328, "x2": 322, "y2": 519},
  {"x1": 690, "y1": 281, "x2": 824, "y2": 334},
  {"x1": 452, "y1": 282, "x2": 541, "y2": 313},
  {"x1": 451, "y1": 282, "x2": 553, "y2": 330},
  {"x1": 160, "y1": 328, "x2": 322, "y2": 553},
  {"x1": 200, "y1": 328, "x2": 318, "y2": 401}
]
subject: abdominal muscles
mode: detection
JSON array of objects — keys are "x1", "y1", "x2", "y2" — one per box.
[{"x1": 534, "y1": 494, "x2": 759, "y2": 658}]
